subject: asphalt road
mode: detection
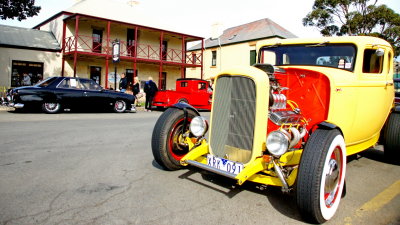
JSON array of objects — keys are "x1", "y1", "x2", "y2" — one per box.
[{"x1": 0, "y1": 110, "x2": 399, "y2": 225}]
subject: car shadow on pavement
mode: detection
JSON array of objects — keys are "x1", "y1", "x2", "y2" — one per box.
[
  {"x1": 356, "y1": 147, "x2": 399, "y2": 166},
  {"x1": 171, "y1": 163, "x2": 303, "y2": 222}
]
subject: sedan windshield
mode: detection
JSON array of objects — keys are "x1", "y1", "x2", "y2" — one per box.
[
  {"x1": 259, "y1": 44, "x2": 356, "y2": 71},
  {"x1": 36, "y1": 77, "x2": 58, "y2": 87}
]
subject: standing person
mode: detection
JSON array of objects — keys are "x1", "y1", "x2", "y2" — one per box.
[
  {"x1": 119, "y1": 73, "x2": 128, "y2": 93},
  {"x1": 132, "y1": 77, "x2": 140, "y2": 106},
  {"x1": 22, "y1": 73, "x2": 31, "y2": 86},
  {"x1": 144, "y1": 76, "x2": 158, "y2": 111}
]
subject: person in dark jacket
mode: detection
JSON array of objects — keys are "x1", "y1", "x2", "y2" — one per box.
[
  {"x1": 119, "y1": 73, "x2": 128, "y2": 93},
  {"x1": 144, "y1": 76, "x2": 158, "y2": 111}
]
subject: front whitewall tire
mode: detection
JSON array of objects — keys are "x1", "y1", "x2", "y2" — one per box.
[
  {"x1": 296, "y1": 129, "x2": 347, "y2": 223},
  {"x1": 319, "y1": 135, "x2": 346, "y2": 220}
]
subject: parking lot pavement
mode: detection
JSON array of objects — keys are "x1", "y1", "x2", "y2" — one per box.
[{"x1": 0, "y1": 111, "x2": 399, "y2": 225}]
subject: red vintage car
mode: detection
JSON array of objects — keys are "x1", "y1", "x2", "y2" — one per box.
[{"x1": 152, "y1": 78, "x2": 212, "y2": 110}]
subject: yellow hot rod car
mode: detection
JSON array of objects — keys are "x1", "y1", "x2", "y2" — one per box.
[{"x1": 151, "y1": 36, "x2": 399, "y2": 223}]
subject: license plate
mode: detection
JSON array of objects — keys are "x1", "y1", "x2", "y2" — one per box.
[{"x1": 207, "y1": 154, "x2": 243, "y2": 175}]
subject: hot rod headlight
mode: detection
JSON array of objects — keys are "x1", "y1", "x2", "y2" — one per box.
[
  {"x1": 189, "y1": 116, "x2": 208, "y2": 137},
  {"x1": 266, "y1": 130, "x2": 289, "y2": 157}
]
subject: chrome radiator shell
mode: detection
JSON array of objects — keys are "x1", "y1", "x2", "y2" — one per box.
[{"x1": 209, "y1": 75, "x2": 256, "y2": 164}]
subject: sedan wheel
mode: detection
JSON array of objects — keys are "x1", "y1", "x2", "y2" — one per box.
[
  {"x1": 114, "y1": 100, "x2": 126, "y2": 113},
  {"x1": 42, "y1": 102, "x2": 61, "y2": 114}
]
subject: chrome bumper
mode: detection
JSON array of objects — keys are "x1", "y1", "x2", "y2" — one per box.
[
  {"x1": 185, "y1": 160, "x2": 238, "y2": 179},
  {"x1": 9, "y1": 103, "x2": 24, "y2": 108}
]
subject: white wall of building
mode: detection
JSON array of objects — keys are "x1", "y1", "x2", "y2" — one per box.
[{"x1": 0, "y1": 47, "x2": 62, "y2": 88}]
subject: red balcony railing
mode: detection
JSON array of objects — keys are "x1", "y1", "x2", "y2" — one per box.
[{"x1": 64, "y1": 35, "x2": 202, "y2": 66}]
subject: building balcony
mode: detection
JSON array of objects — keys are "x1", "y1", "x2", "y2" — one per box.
[{"x1": 63, "y1": 35, "x2": 202, "y2": 66}]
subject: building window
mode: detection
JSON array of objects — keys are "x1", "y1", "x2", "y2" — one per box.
[
  {"x1": 11, "y1": 60, "x2": 44, "y2": 87},
  {"x1": 211, "y1": 51, "x2": 217, "y2": 66},
  {"x1": 162, "y1": 41, "x2": 168, "y2": 60},
  {"x1": 363, "y1": 49, "x2": 383, "y2": 73},
  {"x1": 250, "y1": 50, "x2": 256, "y2": 66},
  {"x1": 92, "y1": 29, "x2": 103, "y2": 53},
  {"x1": 192, "y1": 53, "x2": 197, "y2": 64},
  {"x1": 127, "y1": 28, "x2": 136, "y2": 56}
]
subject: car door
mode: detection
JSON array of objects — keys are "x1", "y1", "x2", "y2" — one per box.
[
  {"x1": 194, "y1": 81, "x2": 210, "y2": 106},
  {"x1": 79, "y1": 78, "x2": 110, "y2": 110},
  {"x1": 351, "y1": 47, "x2": 394, "y2": 142},
  {"x1": 55, "y1": 78, "x2": 84, "y2": 109}
]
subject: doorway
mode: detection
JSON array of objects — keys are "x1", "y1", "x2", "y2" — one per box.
[
  {"x1": 126, "y1": 69, "x2": 137, "y2": 87},
  {"x1": 90, "y1": 66, "x2": 101, "y2": 84}
]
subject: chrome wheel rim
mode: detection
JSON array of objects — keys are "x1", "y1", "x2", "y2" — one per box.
[
  {"x1": 45, "y1": 103, "x2": 59, "y2": 112},
  {"x1": 115, "y1": 100, "x2": 126, "y2": 112},
  {"x1": 324, "y1": 146, "x2": 342, "y2": 207}
]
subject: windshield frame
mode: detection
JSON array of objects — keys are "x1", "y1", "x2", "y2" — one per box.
[{"x1": 258, "y1": 43, "x2": 358, "y2": 72}]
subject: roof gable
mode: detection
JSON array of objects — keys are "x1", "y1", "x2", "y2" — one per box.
[{"x1": 190, "y1": 18, "x2": 297, "y2": 50}]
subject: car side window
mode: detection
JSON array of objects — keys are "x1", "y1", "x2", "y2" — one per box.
[
  {"x1": 181, "y1": 82, "x2": 188, "y2": 87},
  {"x1": 57, "y1": 78, "x2": 71, "y2": 88},
  {"x1": 198, "y1": 82, "x2": 207, "y2": 90},
  {"x1": 363, "y1": 49, "x2": 384, "y2": 73},
  {"x1": 57, "y1": 78, "x2": 82, "y2": 89},
  {"x1": 79, "y1": 79, "x2": 101, "y2": 90}
]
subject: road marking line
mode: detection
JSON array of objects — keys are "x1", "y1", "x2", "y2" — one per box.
[
  {"x1": 344, "y1": 179, "x2": 400, "y2": 225},
  {"x1": 357, "y1": 179, "x2": 400, "y2": 213}
]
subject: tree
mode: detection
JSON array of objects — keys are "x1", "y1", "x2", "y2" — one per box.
[
  {"x1": 303, "y1": 0, "x2": 400, "y2": 57},
  {"x1": 0, "y1": 0, "x2": 41, "y2": 21}
]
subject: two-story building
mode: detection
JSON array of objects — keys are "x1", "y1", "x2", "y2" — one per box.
[
  {"x1": 0, "y1": 0, "x2": 204, "y2": 92},
  {"x1": 186, "y1": 18, "x2": 296, "y2": 81}
]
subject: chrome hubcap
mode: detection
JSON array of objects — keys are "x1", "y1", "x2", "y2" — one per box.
[
  {"x1": 116, "y1": 101, "x2": 125, "y2": 110},
  {"x1": 324, "y1": 147, "x2": 341, "y2": 207},
  {"x1": 46, "y1": 103, "x2": 58, "y2": 110}
]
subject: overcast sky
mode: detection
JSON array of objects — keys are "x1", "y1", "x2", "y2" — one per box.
[{"x1": 0, "y1": 0, "x2": 399, "y2": 39}]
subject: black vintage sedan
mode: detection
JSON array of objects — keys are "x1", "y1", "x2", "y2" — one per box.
[{"x1": 6, "y1": 77, "x2": 136, "y2": 113}]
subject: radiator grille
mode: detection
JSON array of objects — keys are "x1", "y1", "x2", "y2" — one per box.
[{"x1": 210, "y1": 76, "x2": 256, "y2": 163}]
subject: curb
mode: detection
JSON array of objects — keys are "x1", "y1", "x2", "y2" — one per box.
[{"x1": 0, "y1": 106, "x2": 14, "y2": 111}]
